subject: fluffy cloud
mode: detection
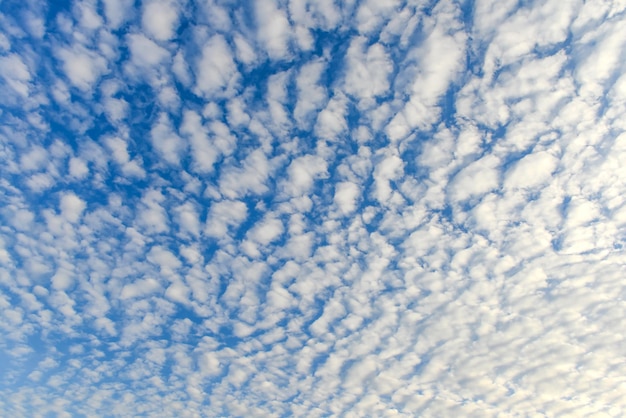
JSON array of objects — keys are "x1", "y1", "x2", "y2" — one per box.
[
  {"x1": 255, "y1": 0, "x2": 292, "y2": 60},
  {"x1": 127, "y1": 33, "x2": 170, "y2": 67},
  {"x1": 449, "y1": 154, "x2": 500, "y2": 203},
  {"x1": 142, "y1": 0, "x2": 180, "y2": 41},
  {"x1": 282, "y1": 154, "x2": 328, "y2": 197},
  {"x1": 0, "y1": 54, "x2": 32, "y2": 97},
  {"x1": 150, "y1": 112, "x2": 187, "y2": 165},
  {"x1": 334, "y1": 181, "x2": 360, "y2": 215},
  {"x1": 195, "y1": 34, "x2": 239, "y2": 98},
  {"x1": 56, "y1": 46, "x2": 108, "y2": 91},
  {"x1": 504, "y1": 150, "x2": 559, "y2": 191},
  {"x1": 344, "y1": 37, "x2": 393, "y2": 102},
  {"x1": 205, "y1": 200, "x2": 248, "y2": 238},
  {"x1": 59, "y1": 192, "x2": 86, "y2": 223}
]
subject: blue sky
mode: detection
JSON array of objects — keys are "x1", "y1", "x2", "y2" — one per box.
[{"x1": 1, "y1": 0, "x2": 625, "y2": 416}]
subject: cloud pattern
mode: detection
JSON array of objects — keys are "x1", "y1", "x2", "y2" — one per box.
[{"x1": 1, "y1": 0, "x2": 625, "y2": 416}]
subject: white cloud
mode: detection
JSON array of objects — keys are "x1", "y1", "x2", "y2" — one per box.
[
  {"x1": 247, "y1": 216, "x2": 283, "y2": 246},
  {"x1": 57, "y1": 47, "x2": 108, "y2": 91},
  {"x1": 195, "y1": 34, "x2": 239, "y2": 98},
  {"x1": 315, "y1": 93, "x2": 348, "y2": 141},
  {"x1": 59, "y1": 192, "x2": 86, "y2": 223},
  {"x1": 504, "y1": 151, "x2": 559, "y2": 191},
  {"x1": 157, "y1": 85, "x2": 180, "y2": 110},
  {"x1": 148, "y1": 246, "x2": 182, "y2": 273},
  {"x1": 227, "y1": 97, "x2": 251, "y2": 127},
  {"x1": 0, "y1": 33, "x2": 10, "y2": 51},
  {"x1": 344, "y1": 37, "x2": 393, "y2": 102},
  {"x1": 102, "y1": 0, "x2": 135, "y2": 28},
  {"x1": 76, "y1": 1, "x2": 103, "y2": 30},
  {"x1": 255, "y1": 0, "x2": 292, "y2": 60},
  {"x1": 219, "y1": 149, "x2": 272, "y2": 199},
  {"x1": 105, "y1": 136, "x2": 129, "y2": 163},
  {"x1": 266, "y1": 70, "x2": 292, "y2": 131},
  {"x1": 282, "y1": 154, "x2": 328, "y2": 197},
  {"x1": 355, "y1": 0, "x2": 401, "y2": 34},
  {"x1": 150, "y1": 112, "x2": 187, "y2": 165},
  {"x1": 575, "y1": 18, "x2": 626, "y2": 99},
  {"x1": 165, "y1": 280, "x2": 190, "y2": 304},
  {"x1": 23, "y1": 11, "x2": 46, "y2": 38},
  {"x1": 103, "y1": 95, "x2": 129, "y2": 122},
  {"x1": 233, "y1": 34, "x2": 257, "y2": 65},
  {"x1": 334, "y1": 181, "x2": 360, "y2": 215},
  {"x1": 373, "y1": 152, "x2": 404, "y2": 204},
  {"x1": 294, "y1": 59, "x2": 327, "y2": 128},
  {"x1": 386, "y1": 9, "x2": 466, "y2": 141},
  {"x1": 120, "y1": 278, "x2": 161, "y2": 300},
  {"x1": 127, "y1": 33, "x2": 170, "y2": 67},
  {"x1": 137, "y1": 189, "x2": 170, "y2": 234},
  {"x1": 24, "y1": 172, "x2": 54, "y2": 191},
  {"x1": 478, "y1": 0, "x2": 578, "y2": 79},
  {"x1": 174, "y1": 202, "x2": 201, "y2": 237},
  {"x1": 288, "y1": 0, "x2": 341, "y2": 31},
  {"x1": 19, "y1": 145, "x2": 48, "y2": 171},
  {"x1": 449, "y1": 155, "x2": 500, "y2": 203},
  {"x1": 210, "y1": 121, "x2": 237, "y2": 156},
  {"x1": 0, "y1": 54, "x2": 32, "y2": 97},
  {"x1": 51, "y1": 266, "x2": 74, "y2": 290},
  {"x1": 179, "y1": 109, "x2": 219, "y2": 173},
  {"x1": 409, "y1": 25, "x2": 465, "y2": 106},
  {"x1": 172, "y1": 51, "x2": 192, "y2": 85},
  {"x1": 205, "y1": 200, "x2": 248, "y2": 238},
  {"x1": 68, "y1": 157, "x2": 89, "y2": 179},
  {"x1": 199, "y1": 0, "x2": 232, "y2": 32},
  {"x1": 142, "y1": 0, "x2": 180, "y2": 41}
]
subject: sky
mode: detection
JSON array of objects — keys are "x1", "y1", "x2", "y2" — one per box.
[{"x1": 0, "y1": 0, "x2": 625, "y2": 416}]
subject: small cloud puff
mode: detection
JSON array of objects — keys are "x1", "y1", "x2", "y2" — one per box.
[
  {"x1": 195, "y1": 35, "x2": 239, "y2": 98},
  {"x1": 142, "y1": 0, "x2": 180, "y2": 41},
  {"x1": 59, "y1": 192, "x2": 86, "y2": 223}
]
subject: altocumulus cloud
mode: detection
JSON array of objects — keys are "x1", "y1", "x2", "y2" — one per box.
[{"x1": 1, "y1": 0, "x2": 625, "y2": 417}]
